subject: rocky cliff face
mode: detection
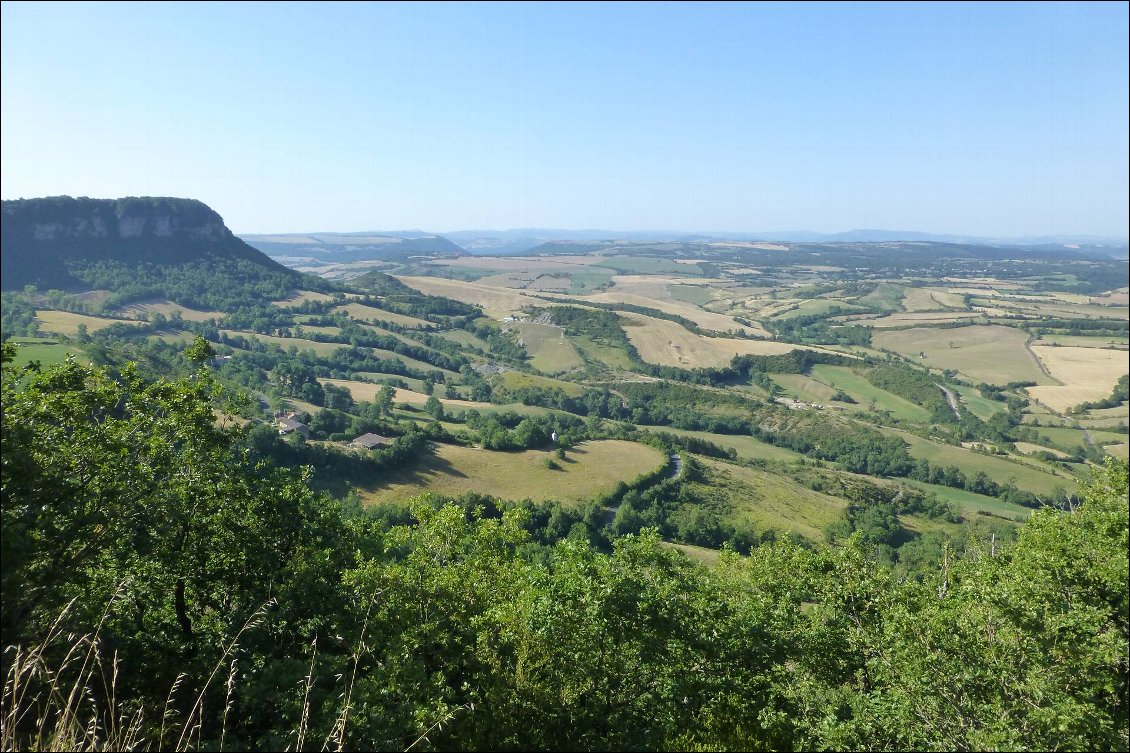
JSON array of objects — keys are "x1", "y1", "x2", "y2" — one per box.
[
  {"x1": 6, "y1": 196, "x2": 232, "y2": 244},
  {"x1": 1, "y1": 196, "x2": 290, "y2": 290}
]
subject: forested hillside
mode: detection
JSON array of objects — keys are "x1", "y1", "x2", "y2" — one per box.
[{"x1": 2, "y1": 340, "x2": 1126, "y2": 751}]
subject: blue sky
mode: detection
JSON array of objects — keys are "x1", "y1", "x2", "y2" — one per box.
[{"x1": 2, "y1": 1, "x2": 1127, "y2": 236}]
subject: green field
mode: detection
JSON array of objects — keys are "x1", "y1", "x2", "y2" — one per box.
[
  {"x1": 856, "y1": 284, "x2": 905, "y2": 311},
  {"x1": 770, "y1": 373, "x2": 837, "y2": 403},
  {"x1": 884, "y1": 429, "x2": 1079, "y2": 495},
  {"x1": 6, "y1": 338, "x2": 88, "y2": 369},
  {"x1": 950, "y1": 384, "x2": 1009, "y2": 420},
  {"x1": 359, "y1": 439, "x2": 665, "y2": 507},
  {"x1": 809, "y1": 365, "x2": 933, "y2": 422},
  {"x1": 690, "y1": 457, "x2": 848, "y2": 542},
  {"x1": 496, "y1": 370, "x2": 586, "y2": 396},
  {"x1": 774, "y1": 298, "x2": 865, "y2": 320},
  {"x1": 666, "y1": 284, "x2": 716, "y2": 306},
  {"x1": 568, "y1": 334, "x2": 637, "y2": 370},
  {"x1": 900, "y1": 479, "x2": 1032, "y2": 522},
  {"x1": 512, "y1": 322, "x2": 584, "y2": 373}
]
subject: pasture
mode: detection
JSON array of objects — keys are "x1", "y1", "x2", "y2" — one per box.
[
  {"x1": 900, "y1": 479, "x2": 1032, "y2": 522},
  {"x1": 6, "y1": 338, "x2": 88, "y2": 369},
  {"x1": 638, "y1": 426, "x2": 806, "y2": 463},
  {"x1": 691, "y1": 457, "x2": 848, "y2": 543},
  {"x1": 35, "y1": 310, "x2": 145, "y2": 336},
  {"x1": 808, "y1": 365, "x2": 932, "y2": 422},
  {"x1": 884, "y1": 429, "x2": 1079, "y2": 495},
  {"x1": 510, "y1": 322, "x2": 584, "y2": 373},
  {"x1": 871, "y1": 325, "x2": 1050, "y2": 385},
  {"x1": 359, "y1": 439, "x2": 665, "y2": 507}
]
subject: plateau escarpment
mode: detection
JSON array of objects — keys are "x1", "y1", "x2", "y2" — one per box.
[{"x1": 2, "y1": 196, "x2": 307, "y2": 308}]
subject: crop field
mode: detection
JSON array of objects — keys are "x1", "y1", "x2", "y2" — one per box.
[
  {"x1": 1037, "y1": 334, "x2": 1129, "y2": 348},
  {"x1": 871, "y1": 325, "x2": 1050, "y2": 385},
  {"x1": 900, "y1": 479, "x2": 1032, "y2": 521},
  {"x1": 691, "y1": 457, "x2": 848, "y2": 542},
  {"x1": 272, "y1": 290, "x2": 337, "y2": 307},
  {"x1": 884, "y1": 429, "x2": 1078, "y2": 495},
  {"x1": 35, "y1": 310, "x2": 145, "y2": 336},
  {"x1": 396, "y1": 275, "x2": 545, "y2": 316},
  {"x1": 510, "y1": 322, "x2": 584, "y2": 373},
  {"x1": 318, "y1": 378, "x2": 490, "y2": 409},
  {"x1": 359, "y1": 439, "x2": 665, "y2": 507},
  {"x1": 1026, "y1": 345, "x2": 1130, "y2": 413},
  {"x1": 620, "y1": 312, "x2": 818, "y2": 368},
  {"x1": 553, "y1": 288, "x2": 761, "y2": 336},
  {"x1": 808, "y1": 365, "x2": 933, "y2": 422},
  {"x1": 116, "y1": 299, "x2": 223, "y2": 322},
  {"x1": 332, "y1": 302, "x2": 432, "y2": 328},
  {"x1": 1106, "y1": 443, "x2": 1129, "y2": 459},
  {"x1": 901, "y1": 287, "x2": 943, "y2": 312},
  {"x1": 861, "y1": 311, "x2": 984, "y2": 328}
]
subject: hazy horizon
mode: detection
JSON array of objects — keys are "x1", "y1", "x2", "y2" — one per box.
[{"x1": 3, "y1": 2, "x2": 1127, "y2": 237}]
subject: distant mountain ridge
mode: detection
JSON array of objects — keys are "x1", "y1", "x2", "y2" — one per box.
[
  {"x1": 240, "y1": 231, "x2": 463, "y2": 265},
  {"x1": 260, "y1": 227, "x2": 1126, "y2": 258}
]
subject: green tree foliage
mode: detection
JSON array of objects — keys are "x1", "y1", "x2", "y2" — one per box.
[{"x1": 2, "y1": 340, "x2": 1126, "y2": 751}]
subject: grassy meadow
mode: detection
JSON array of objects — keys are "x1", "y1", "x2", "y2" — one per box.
[{"x1": 359, "y1": 439, "x2": 665, "y2": 507}]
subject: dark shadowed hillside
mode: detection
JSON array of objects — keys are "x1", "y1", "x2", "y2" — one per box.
[{"x1": 1, "y1": 196, "x2": 310, "y2": 308}]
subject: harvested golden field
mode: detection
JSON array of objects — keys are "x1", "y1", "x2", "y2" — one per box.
[
  {"x1": 1013, "y1": 442, "x2": 1070, "y2": 459},
  {"x1": 35, "y1": 310, "x2": 145, "y2": 336},
  {"x1": 318, "y1": 379, "x2": 493, "y2": 409},
  {"x1": 1090, "y1": 288, "x2": 1130, "y2": 306},
  {"x1": 901, "y1": 288, "x2": 942, "y2": 312},
  {"x1": 396, "y1": 276, "x2": 543, "y2": 317},
  {"x1": 1106, "y1": 443, "x2": 1129, "y2": 459},
  {"x1": 1026, "y1": 345, "x2": 1130, "y2": 413},
  {"x1": 272, "y1": 290, "x2": 337, "y2": 307},
  {"x1": 620, "y1": 313, "x2": 823, "y2": 367},
  {"x1": 566, "y1": 288, "x2": 764, "y2": 336},
  {"x1": 863, "y1": 311, "x2": 985, "y2": 328},
  {"x1": 332, "y1": 302, "x2": 432, "y2": 328},
  {"x1": 872, "y1": 325, "x2": 1051, "y2": 385},
  {"x1": 359, "y1": 439, "x2": 665, "y2": 507},
  {"x1": 116, "y1": 299, "x2": 223, "y2": 322}
]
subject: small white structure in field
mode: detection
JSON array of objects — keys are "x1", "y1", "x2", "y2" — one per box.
[{"x1": 551, "y1": 430, "x2": 558, "y2": 443}]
